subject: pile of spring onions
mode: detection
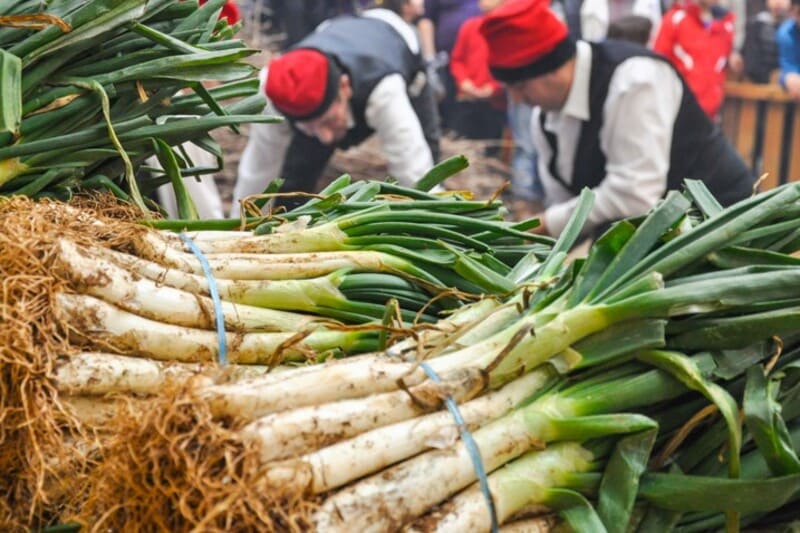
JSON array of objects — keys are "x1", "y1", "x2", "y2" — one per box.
[
  {"x1": 0, "y1": 0, "x2": 276, "y2": 214},
  {"x1": 53, "y1": 178, "x2": 800, "y2": 531},
  {"x1": 52, "y1": 173, "x2": 552, "y2": 370}
]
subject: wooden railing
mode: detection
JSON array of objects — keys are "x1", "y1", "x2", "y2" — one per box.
[{"x1": 721, "y1": 80, "x2": 800, "y2": 190}]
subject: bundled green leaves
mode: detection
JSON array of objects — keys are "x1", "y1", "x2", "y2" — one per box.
[
  {"x1": 146, "y1": 171, "x2": 555, "y2": 297},
  {"x1": 0, "y1": 0, "x2": 279, "y2": 213},
  {"x1": 223, "y1": 179, "x2": 800, "y2": 532}
]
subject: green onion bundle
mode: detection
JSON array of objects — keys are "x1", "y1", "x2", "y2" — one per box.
[
  {"x1": 12, "y1": 175, "x2": 800, "y2": 530},
  {"x1": 2, "y1": 175, "x2": 548, "y2": 527},
  {"x1": 49, "y1": 176, "x2": 551, "y2": 367},
  {"x1": 0, "y1": 0, "x2": 277, "y2": 213},
  {"x1": 130, "y1": 179, "x2": 800, "y2": 532}
]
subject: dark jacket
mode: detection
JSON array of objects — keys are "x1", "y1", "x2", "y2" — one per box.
[{"x1": 743, "y1": 11, "x2": 781, "y2": 84}]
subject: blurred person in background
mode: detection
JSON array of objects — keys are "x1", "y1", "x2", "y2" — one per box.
[
  {"x1": 653, "y1": 0, "x2": 737, "y2": 120},
  {"x1": 739, "y1": 0, "x2": 791, "y2": 179},
  {"x1": 369, "y1": 0, "x2": 425, "y2": 21},
  {"x1": 417, "y1": 0, "x2": 481, "y2": 128},
  {"x1": 578, "y1": 0, "x2": 663, "y2": 42},
  {"x1": 481, "y1": 0, "x2": 753, "y2": 238},
  {"x1": 550, "y1": 0, "x2": 662, "y2": 42},
  {"x1": 448, "y1": 0, "x2": 507, "y2": 149},
  {"x1": 232, "y1": 2, "x2": 441, "y2": 215},
  {"x1": 271, "y1": 1, "x2": 328, "y2": 48},
  {"x1": 507, "y1": 1, "x2": 658, "y2": 223},
  {"x1": 606, "y1": 13, "x2": 654, "y2": 44},
  {"x1": 742, "y1": 0, "x2": 790, "y2": 83},
  {"x1": 777, "y1": 0, "x2": 800, "y2": 99},
  {"x1": 724, "y1": 0, "x2": 746, "y2": 72},
  {"x1": 506, "y1": 97, "x2": 544, "y2": 221}
]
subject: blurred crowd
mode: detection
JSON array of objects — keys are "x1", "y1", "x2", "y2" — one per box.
[
  {"x1": 165, "y1": 0, "x2": 800, "y2": 236},
  {"x1": 244, "y1": 2, "x2": 798, "y2": 125}
]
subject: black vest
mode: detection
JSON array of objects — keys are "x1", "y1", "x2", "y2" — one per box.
[
  {"x1": 294, "y1": 15, "x2": 423, "y2": 149},
  {"x1": 544, "y1": 40, "x2": 753, "y2": 207}
]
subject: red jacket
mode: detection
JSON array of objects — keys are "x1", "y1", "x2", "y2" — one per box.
[
  {"x1": 653, "y1": 3, "x2": 734, "y2": 118},
  {"x1": 450, "y1": 16, "x2": 503, "y2": 101}
]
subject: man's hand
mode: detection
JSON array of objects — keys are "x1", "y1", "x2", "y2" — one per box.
[
  {"x1": 727, "y1": 51, "x2": 744, "y2": 77},
  {"x1": 424, "y1": 52, "x2": 448, "y2": 101},
  {"x1": 458, "y1": 79, "x2": 478, "y2": 100},
  {"x1": 786, "y1": 73, "x2": 800, "y2": 101},
  {"x1": 459, "y1": 81, "x2": 495, "y2": 100},
  {"x1": 474, "y1": 84, "x2": 495, "y2": 99},
  {"x1": 459, "y1": 79, "x2": 491, "y2": 100}
]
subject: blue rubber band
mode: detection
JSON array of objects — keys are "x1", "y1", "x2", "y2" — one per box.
[
  {"x1": 180, "y1": 233, "x2": 228, "y2": 366},
  {"x1": 419, "y1": 361, "x2": 499, "y2": 533}
]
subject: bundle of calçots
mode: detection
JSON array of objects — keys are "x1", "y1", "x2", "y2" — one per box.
[
  {"x1": 51, "y1": 173, "x2": 552, "y2": 369},
  {"x1": 2, "y1": 171, "x2": 552, "y2": 528},
  {"x1": 0, "y1": 0, "x2": 276, "y2": 214},
  {"x1": 52, "y1": 179, "x2": 800, "y2": 531}
]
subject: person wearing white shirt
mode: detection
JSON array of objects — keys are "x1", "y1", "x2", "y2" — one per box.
[
  {"x1": 579, "y1": 0, "x2": 663, "y2": 42},
  {"x1": 480, "y1": 0, "x2": 753, "y2": 237},
  {"x1": 232, "y1": 7, "x2": 440, "y2": 215}
]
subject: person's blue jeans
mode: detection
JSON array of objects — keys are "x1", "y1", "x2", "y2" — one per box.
[{"x1": 507, "y1": 99, "x2": 543, "y2": 202}]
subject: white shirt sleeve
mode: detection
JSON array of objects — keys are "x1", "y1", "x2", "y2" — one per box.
[
  {"x1": 231, "y1": 68, "x2": 294, "y2": 217},
  {"x1": 580, "y1": 0, "x2": 609, "y2": 41},
  {"x1": 544, "y1": 57, "x2": 683, "y2": 235},
  {"x1": 365, "y1": 73, "x2": 433, "y2": 187}
]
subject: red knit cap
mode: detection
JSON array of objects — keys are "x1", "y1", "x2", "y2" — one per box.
[
  {"x1": 480, "y1": 0, "x2": 576, "y2": 83},
  {"x1": 266, "y1": 49, "x2": 340, "y2": 121}
]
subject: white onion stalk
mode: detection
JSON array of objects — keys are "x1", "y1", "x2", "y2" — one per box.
[
  {"x1": 85, "y1": 243, "x2": 210, "y2": 293},
  {"x1": 407, "y1": 443, "x2": 592, "y2": 532},
  {"x1": 179, "y1": 230, "x2": 254, "y2": 243},
  {"x1": 260, "y1": 367, "x2": 557, "y2": 493},
  {"x1": 130, "y1": 229, "x2": 421, "y2": 280},
  {"x1": 75, "y1": 243, "x2": 349, "y2": 311},
  {"x1": 54, "y1": 293, "x2": 374, "y2": 364},
  {"x1": 154, "y1": 229, "x2": 256, "y2": 251},
  {"x1": 60, "y1": 395, "x2": 146, "y2": 426},
  {"x1": 54, "y1": 352, "x2": 280, "y2": 396},
  {"x1": 387, "y1": 299, "x2": 522, "y2": 360},
  {"x1": 202, "y1": 299, "x2": 508, "y2": 418},
  {"x1": 55, "y1": 352, "x2": 209, "y2": 395},
  {"x1": 202, "y1": 355, "x2": 418, "y2": 418},
  {"x1": 204, "y1": 302, "x2": 610, "y2": 418},
  {"x1": 311, "y1": 387, "x2": 652, "y2": 532},
  {"x1": 313, "y1": 409, "x2": 541, "y2": 532},
  {"x1": 202, "y1": 350, "x2": 474, "y2": 420},
  {"x1": 241, "y1": 367, "x2": 487, "y2": 462},
  {"x1": 54, "y1": 239, "x2": 324, "y2": 331},
  {"x1": 201, "y1": 348, "x2": 394, "y2": 393},
  {"x1": 213, "y1": 272, "x2": 349, "y2": 312},
  {"x1": 86, "y1": 241, "x2": 443, "y2": 321},
  {"x1": 191, "y1": 223, "x2": 350, "y2": 254}
]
